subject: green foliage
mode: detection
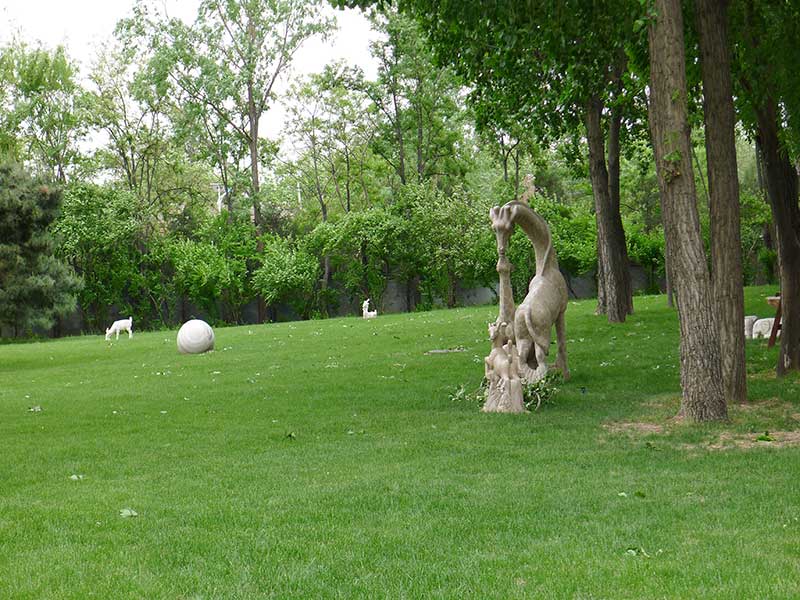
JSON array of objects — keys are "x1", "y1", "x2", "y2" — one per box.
[
  {"x1": 0, "y1": 163, "x2": 81, "y2": 333},
  {"x1": 522, "y1": 371, "x2": 563, "y2": 411},
  {"x1": 505, "y1": 193, "x2": 597, "y2": 300},
  {"x1": 54, "y1": 183, "x2": 144, "y2": 329},
  {"x1": 739, "y1": 190, "x2": 776, "y2": 284},
  {"x1": 626, "y1": 223, "x2": 665, "y2": 291},
  {"x1": 323, "y1": 207, "x2": 403, "y2": 305},
  {"x1": 252, "y1": 235, "x2": 320, "y2": 317},
  {"x1": 169, "y1": 215, "x2": 258, "y2": 323},
  {"x1": 0, "y1": 42, "x2": 87, "y2": 182},
  {"x1": 365, "y1": 11, "x2": 472, "y2": 190},
  {"x1": 121, "y1": 0, "x2": 334, "y2": 222},
  {"x1": 395, "y1": 184, "x2": 496, "y2": 307}
]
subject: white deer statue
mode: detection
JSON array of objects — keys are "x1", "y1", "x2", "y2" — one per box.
[{"x1": 362, "y1": 299, "x2": 377, "y2": 319}]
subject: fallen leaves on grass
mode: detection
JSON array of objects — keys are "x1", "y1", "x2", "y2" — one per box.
[{"x1": 625, "y1": 547, "x2": 662, "y2": 558}]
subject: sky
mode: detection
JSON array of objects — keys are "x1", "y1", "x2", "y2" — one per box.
[{"x1": 0, "y1": 0, "x2": 379, "y2": 140}]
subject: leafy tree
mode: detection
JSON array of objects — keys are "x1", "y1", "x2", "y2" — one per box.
[
  {"x1": 398, "y1": 184, "x2": 496, "y2": 307},
  {"x1": 335, "y1": 0, "x2": 640, "y2": 322},
  {"x1": 54, "y1": 183, "x2": 147, "y2": 329},
  {"x1": 87, "y1": 41, "x2": 214, "y2": 231},
  {"x1": 285, "y1": 63, "x2": 376, "y2": 218},
  {"x1": 252, "y1": 235, "x2": 320, "y2": 317},
  {"x1": 0, "y1": 163, "x2": 81, "y2": 334},
  {"x1": 169, "y1": 215, "x2": 257, "y2": 323},
  {"x1": 124, "y1": 0, "x2": 333, "y2": 233},
  {"x1": 0, "y1": 42, "x2": 87, "y2": 182},
  {"x1": 283, "y1": 64, "x2": 382, "y2": 309},
  {"x1": 647, "y1": 0, "x2": 726, "y2": 420},
  {"x1": 364, "y1": 11, "x2": 471, "y2": 192},
  {"x1": 732, "y1": 0, "x2": 800, "y2": 376},
  {"x1": 321, "y1": 207, "x2": 402, "y2": 307}
]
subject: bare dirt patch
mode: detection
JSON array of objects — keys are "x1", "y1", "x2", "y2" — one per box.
[
  {"x1": 703, "y1": 430, "x2": 800, "y2": 451},
  {"x1": 735, "y1": 397, "x2": 795, "y2": 414},
  {"x1": 602, "y1": 397, "x2": 800, "y2": 451},
  {"x1": 603, "y1": 421, "x2": 665, "y2": 435}
]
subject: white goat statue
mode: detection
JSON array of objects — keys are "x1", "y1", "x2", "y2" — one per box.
[
  {"x1": 752, "y1": 317, "x2": 778, "y2": 339},
  {"x1": 105, "y1": 317, "x2": 133, "y2": 340},
  {"x1": 362, "y1": 299, "x2": 378, "y2": 319}
]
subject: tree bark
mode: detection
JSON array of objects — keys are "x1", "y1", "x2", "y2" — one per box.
[
  {"x1": 648, "y1": 0, "x2": 727, "y2": 421},
  {"x1": 586, "y1": 96, "x2": 633, "y2": 323},
  {"x1": 696, "y1": 0, "x2": 747, "y2": 403},
  {"x1": 391, "y1": 85, "x2": 407, "y2": 185},
  {"x1": 595, "y1": 241, "x2": 606, "y2": 315},
  {"x1": 754, "y1": 96, "x2": 800, "y2": 376},
  {"x1": 247, "y1": 81, "x2": 262, "y2": 232}
]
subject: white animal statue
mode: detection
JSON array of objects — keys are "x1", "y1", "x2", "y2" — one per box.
[
  {"x1": 177, "y1": 319, "x2": 215, "y2": 354},
  {"x1": 105, "y1": 317, "x2": 133, "y2": 340},
  {"x1": 489, "y1": 201, "x2": 569, "y2": 383},
  {"x1": 752, "y1": 318, "x2": 779, "y2": 340},
  {"x1": 362, "y1": 299, "x2": 377, "y2": 319},
  {"x1": 744, "y1": 315, "x2": 758, "y2": 340},
  {"x1": 481, "y1": 199, "x2": 569, "y2": 414},
  {"x1": 483, "y1": 321, "x2": 525, "y2": 413}
]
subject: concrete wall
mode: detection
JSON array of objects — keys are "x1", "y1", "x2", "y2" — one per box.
[{"x1": 3, "y1": 263, "x2": 664, "y2": 339}]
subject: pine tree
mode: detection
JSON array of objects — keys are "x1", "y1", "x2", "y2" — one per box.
[{"x1": 0, "y1": 162, "x2": 81, "y2": 335}]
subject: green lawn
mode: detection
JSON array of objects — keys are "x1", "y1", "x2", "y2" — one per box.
[{"x1": 1, "y1": 286, "x2": 799, "y2": 599}]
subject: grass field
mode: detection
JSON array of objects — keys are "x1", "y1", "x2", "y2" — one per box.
[{"x1": 1, "y1": 286, "x2": 799, "y2": 599}]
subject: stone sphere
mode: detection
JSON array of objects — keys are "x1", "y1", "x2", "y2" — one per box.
[{"x1": 177, "y1": 319, "x2": 215, "y2": 354}]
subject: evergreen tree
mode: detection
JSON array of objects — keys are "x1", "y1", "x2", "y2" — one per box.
[{"x1": 0, "y1": 163, "x2": 81, "y2": 334}]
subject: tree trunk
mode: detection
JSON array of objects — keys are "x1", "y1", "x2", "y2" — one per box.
[
  {"x1": 696, "y1": 0, "x2": 747, "y2": 403},
  {"x1": 595, "y1": 243, "x2": 606, "y2": 315},
  {"x1": 586, "y1": 96, "x2": 633, "y2": 323},
  {"x1": 755, "y1": 96, "x2": 800, "y2": 376},
  {"x1": 391, "y1": 86, "x2": 407, "y2": 185},
  {"x1": 416, "y1": 79, "x2": 424, "y2": 182},
  {"x1": 345, "y1": 150, "x2": 352, "y2": 213},
  {"x1": 247, "y1": 66, "x2": 266, "y2": 322},
  {"x1": 500, "y1": 136, "x2": 509, "y2": 182},
  {"x1": 247, "y1": 80, "x2": 262, "y2": 233},
  {"x1": 648, "y1": 0, "x2": 727, "y2": 421},
  {"x1": 319, "y1": 211, "x2": 331, "y2": 318},
  {"x1": 665, "y1": 252, "x2": 674, "y2": 308},
  {"x1": 406, "y1": 275, "x2": 420, "y2": 311},
  {"x1": 360, "y1": 239, "x2": 369, "y2": 299},
  {"x1": 755, "y1": 138, "x2": 765, "y2": 192}
]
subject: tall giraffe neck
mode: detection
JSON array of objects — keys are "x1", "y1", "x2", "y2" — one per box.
[{"x1": 505, "y1": 201, "x2": 556, "y2": 276}]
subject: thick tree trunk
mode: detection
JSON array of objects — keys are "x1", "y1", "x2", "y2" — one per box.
[
  {"x1": 755, "y1": 97, "x2": 800, "y2": 376},
  {"x1": 586, "y1": 96, "x2": 633, "y2": 323},
  {"x1": 665, "y1": 252, "x2": 674, "y2": 308},
  {"x1": 607, "y1": 103, "x2": 633, "y2": 315},
  {"x1": 406, "y1": 275, "x2": 420, "y2": 311},
  {"x1": 696, "y1": 0, "x2": 747, "y2": 403},
  {"x1": 648, "y1": 0, "x2": 727, "y2": 421},
  {"x1": 595, "y1": 242, "x2": 606, "y2": 315}
]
